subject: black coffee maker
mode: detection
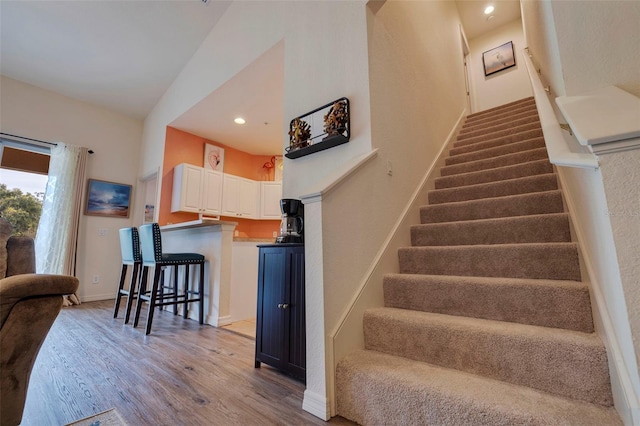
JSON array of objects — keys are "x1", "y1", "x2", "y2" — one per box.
[{"x1": 276, "y1": 198, "x2": 304, "y2": 243}]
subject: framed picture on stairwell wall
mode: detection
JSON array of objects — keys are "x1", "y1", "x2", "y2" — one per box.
[{"x1": 482, "y1": 41, "x2": 516, "y2": 76}]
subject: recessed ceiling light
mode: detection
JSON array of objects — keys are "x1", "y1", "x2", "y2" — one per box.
[
  {"x1": 484, "y1": 5, "x2": 495, "y2": 15},
  {"x1": 234, "y1": 117, "x2": 246, "y2": 125}
]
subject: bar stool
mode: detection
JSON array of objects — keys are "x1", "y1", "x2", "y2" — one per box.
[
  {"x1": 133, "y1": 223, "x2": 206, "y2": 335},
  {"x1": 113, "y1": 227, "x2": 141, "y2": 324}
]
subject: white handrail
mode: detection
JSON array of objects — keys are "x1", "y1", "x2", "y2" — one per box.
[{"x1": 522, "y1": 48, "x2": 599, "y2": 169}]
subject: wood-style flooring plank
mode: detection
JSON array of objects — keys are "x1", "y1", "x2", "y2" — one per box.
[{"x1": 20, "y1": 300, "x2": 354, "y2": 425}]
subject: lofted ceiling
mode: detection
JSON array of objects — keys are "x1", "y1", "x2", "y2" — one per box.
[
  {"x1": 1, "y1": 1, "x2": 521, "y2": 156},
  {"x1": 0, "y1": 0, "x2": 231, "y2": 120}
]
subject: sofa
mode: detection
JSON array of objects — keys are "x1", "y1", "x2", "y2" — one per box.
[{"x1": 0, "y1": 218, "x2": 79, "y2": 426}]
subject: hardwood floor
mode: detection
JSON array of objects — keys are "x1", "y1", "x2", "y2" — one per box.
[{"x1": 20, "y1": 300, "x2": 355, "y2": 425}]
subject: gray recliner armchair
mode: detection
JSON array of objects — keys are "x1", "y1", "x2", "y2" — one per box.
[{"x1": 0, "y1": 218, "x2": 79, "y2": 426}]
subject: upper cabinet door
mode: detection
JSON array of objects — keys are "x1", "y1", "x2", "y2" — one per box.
[
  {"x1": 201, "y1": 169, "x2": 223, "y2": 215},
  {"x1": 222, "y1": 174, "x2": 258, "y2": 218},
  {"x1": 171, "y1": 163, "x2": 204, "y2": 213},
  {"x1": 221, "y1": 174, "x2": 241, "y2": 216},
  {"x1": 260, "y1": 181, "x2": 282, "y2": 219},
  {"x1": 238, "y1": 178, "x2": 259, "y2": 218}
]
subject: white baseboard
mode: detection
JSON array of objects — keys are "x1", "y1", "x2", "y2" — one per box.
[
  {"x1": 303, "y1": 390, "x2": 330, "y2": 421},
  {"x1": 80, "y1": 294, "x2": 113, "y2": 303}
]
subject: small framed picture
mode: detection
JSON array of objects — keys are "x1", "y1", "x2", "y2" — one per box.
[
  {"x1": 204, "y1": 144, "x2": 225, "y2": 171},
  {"x1": 482, "y1": 41, "x2": 516, "y2": 76},
  {"x1": 85, "y1": 179, "x2": 132, "y2": 218}
]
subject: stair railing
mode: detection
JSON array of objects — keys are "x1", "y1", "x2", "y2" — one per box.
[{"x1": 523, "y1": 47, "x2": 599, "y2": 169}]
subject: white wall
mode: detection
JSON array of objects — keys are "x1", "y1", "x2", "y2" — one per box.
[
  {"x1": 551, "y1": 0, "x2": 640, "y2": 98},
  {"x1": 468, "y1": 18, "x2": 533, "y2": 112},
  {"x1": 323, "y1": 0, "x2": 467, "y2": 415},
  {"x1": 599, "y1": 149, "x2": 640, "y2": 362},
  {"x1": 0, "y1": 75, "x2": 143, "y2": 302}
]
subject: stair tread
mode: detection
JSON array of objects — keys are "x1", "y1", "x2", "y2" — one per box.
[
  {"x1": 366, "y1": 307, "x2": 599, "y2": 343},
  {"x1": 420, "y1": 190, "x2": 565, "y2": 223},
  {"x1": 383, "y1": 273, "x2": 594, "y2": 332},
  {"x1": 461, "y1": 108, "x2": 540, "y2": 133},
  {"x1": 337, "y1": 350, "x2": 621, "y2": 426},
  {"x1": 362, "y1": 308, "x2": 612, "y2": 406},
  {"x1": 436, "y1": 159, "x2": 552, "y2": 188},
  {"x1": 457, "y1": 121, "x2": 542, "y2": 143},
  {"x1": 411, "y1": 212, "x2": 571, "y2": 245},
  {"x1": 384, "y1": 272, "x2": 587, "y2": 288},
  {"x1": 447, "y1": 137, "x2": 546, "y2": 165},
  {"x1": 429, "y1": 173, "x2": 558, "y2": 204},
  {"x1": 440, "y1": 147, "x2": 549, "y2": 176},
  {"x1": 398, "y1": 242, "x2": 581, "y2": 281},
  {"x1": 400, "y1": 241, "x2": 578, "y2": 252},
  {"x1": 467, "y1": 97, "x2": 535, "y2": 119}
]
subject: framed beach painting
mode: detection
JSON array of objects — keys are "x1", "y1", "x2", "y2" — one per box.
[
  {"x1": 85, "y1": 179, "x2": 132, "y2": 218},
  {"x1": 204, "y1": 144, "x2": 225, "y2": 171},
  {"x1": 482, "y1": 41, "x2": 516, "y2": 76}
]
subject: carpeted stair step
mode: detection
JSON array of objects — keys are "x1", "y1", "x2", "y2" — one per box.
[
  {"x1": 446, "y1": 137, "x2": 546, "y2": 165},
  {"x1": 336, "y1": 350, "x2": 621, "y2": 426},
  {"x1": 453, "y1": 128, "x2": 544, "y2": 154},
  {"x1": 456, "y1": 121, "x2": 541, "y2": 146},
  {"x1": 435, "y1": 159, "x2": 553, "y2": 189},
  {"x1": 383, "y1": 273, "x2": 593, "y2": 332},
  {"x1": 465, "y1": 97, "x2": 535, "y2": 122},
  {"x1": 428, "y1": 173, "x2": 558, "y2": 204},
  {"x1": 363, "y1": 308, "x2": 612, "y2": 405},
  {"x1": 440, "y1": 147, "x2": 548, "y2": 176},
  {"x1": 450, "y1": 130, "x2": 546, "y2": 156},
  {"x1": 460, "y1": 107, "x2": 540, "y2": 135},
  {"x1": 398, "y1": 242, "x2": 581, "y2": 280},
  {"x1": 457, "y1": 114, "x2": 541, "y2": 140},
  {"x1": 420, "y1": 190, "x2": 565, "y2": 224},
  {"x1": 461, "y1": 104, "x2": 539, "y2": 134},
  {"x1": 410, "y1": 213, "x2": 571, "y2": 246},
  {"x1": 455, "y1": 121, "x2": 542, "y2": 146}
]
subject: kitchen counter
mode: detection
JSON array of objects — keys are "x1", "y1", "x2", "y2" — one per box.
[
  {"x1": 161, "y1": 218, "x2": 237, "y2": 232},
  {"x1": 234, "y1": 237, "x2": 276, "y2": 243}
]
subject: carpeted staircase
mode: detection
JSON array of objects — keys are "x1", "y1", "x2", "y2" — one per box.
[{"x1": 336, "y1": 97, "x2": 622, "y2": 425}]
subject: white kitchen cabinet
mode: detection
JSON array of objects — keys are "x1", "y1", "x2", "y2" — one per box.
[
  {"x1": 222, "y1": 174, "x2": 258, "y2": 218},
  {"x1": 171, "y1": 163, "x2": 223, "y2": 215},
  {"x1": 260, "y1": 181, "x2": 282, "y2": 219}
]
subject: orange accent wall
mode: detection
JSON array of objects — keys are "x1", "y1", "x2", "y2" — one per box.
[{"x1": 159, "y1": 127, "x2": 280, "y2": 238}]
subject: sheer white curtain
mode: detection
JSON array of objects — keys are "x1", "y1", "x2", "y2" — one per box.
[{"x1": 35, "y1": 143, "x2": 89, "y2": 305}]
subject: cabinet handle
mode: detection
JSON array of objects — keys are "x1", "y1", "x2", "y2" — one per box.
[{"x1": 277, "y1": 303, "x2": 289, "y2": 309}]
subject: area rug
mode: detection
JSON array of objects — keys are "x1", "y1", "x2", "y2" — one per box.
[{"x1": 66, "y1": 408, "x2": 128, "y2": 426}]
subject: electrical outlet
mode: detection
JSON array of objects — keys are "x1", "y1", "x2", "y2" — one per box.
[
  {"x1": 92, "y1": 275, "x2": 100, "y2": 284},
  {"x1": 98, "y1": 228, "x2": 108, "y2": 236},
  {"x1": 234, "y1": 230, "x2": 239, "y2": 237},
  {"x1": 273, "y1": 231, "x2": 277, "y2": 238},
  {"x1": 386, "y1": 160, "x2": 393, "y2": 176}
]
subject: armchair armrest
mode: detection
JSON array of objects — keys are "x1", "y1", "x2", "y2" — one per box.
[{"x1": 0, "y1": 274, "x2": 79, "y2": 327}]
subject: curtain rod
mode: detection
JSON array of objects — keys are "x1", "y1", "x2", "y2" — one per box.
[{"x1": 0, "y1": 132, "x2": 95, "y2": 154}]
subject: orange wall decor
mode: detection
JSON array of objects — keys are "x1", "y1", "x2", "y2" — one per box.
[{"x1": 159, "y1": 126, "x2": 280, "y2": 239}]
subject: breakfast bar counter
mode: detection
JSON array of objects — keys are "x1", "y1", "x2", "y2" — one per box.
[{"x1": 160, "y1": 219, "x2": 237, "y2": 327}]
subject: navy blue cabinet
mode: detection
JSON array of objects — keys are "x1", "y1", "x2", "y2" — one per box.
[{"x1": 255, "y1": 244, "x2": 305, "y2": 382}]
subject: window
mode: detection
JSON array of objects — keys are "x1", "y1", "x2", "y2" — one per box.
[{"x1": 0, "y1": 136, "x2": 51, "y2": 237}]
